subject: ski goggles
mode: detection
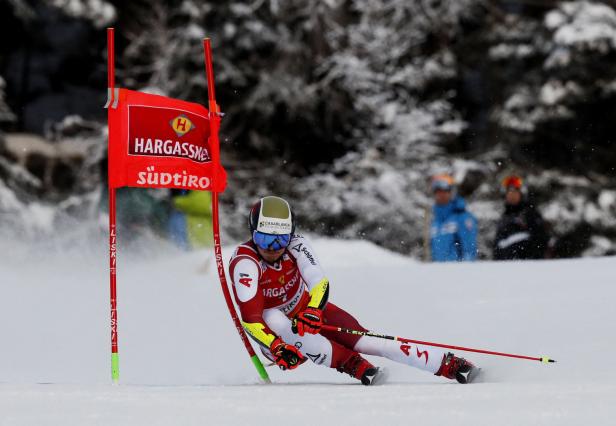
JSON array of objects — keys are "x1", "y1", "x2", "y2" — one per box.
[
  {"x1": 252, "y1": 231, "x2": 291, "y2": 251},
  {"x1": 431, "y1": 174, "x2": 454, "y2": 192}
]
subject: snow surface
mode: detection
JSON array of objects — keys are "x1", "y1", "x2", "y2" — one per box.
[{"x1": 0, "y1": 235, "x2": 614, "y2": 425}]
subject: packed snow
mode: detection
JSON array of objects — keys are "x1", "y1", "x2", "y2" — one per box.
[{"x1": 0, "y1": 234, "x2": 614, "y2": 425}]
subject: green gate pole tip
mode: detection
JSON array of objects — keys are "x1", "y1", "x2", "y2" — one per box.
[
  {"x1": 111, "y1": 353, "x2": 120, "y2": 383},
  {"x1": 251, "y1": 355, "x2": 271, "y2": 383}
]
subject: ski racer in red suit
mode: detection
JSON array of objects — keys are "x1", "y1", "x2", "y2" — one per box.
[{"x1": 230, "y1": 196, "x2": 478, "y2": 385}]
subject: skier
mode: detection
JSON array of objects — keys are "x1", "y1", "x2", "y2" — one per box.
[
  {"x1": 230, "y1": 195, "x2": 478, "y2": 385},
  {"x1": 493, "y1": 175, "x2": 550, "y2": 260},
  {"x1": 428, "y1": 174, "x2": 478, "y2": 262}
]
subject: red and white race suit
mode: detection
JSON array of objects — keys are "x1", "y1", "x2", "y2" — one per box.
[{"x1": 229, "y1": 234, "x2": 446, "y2": 373}]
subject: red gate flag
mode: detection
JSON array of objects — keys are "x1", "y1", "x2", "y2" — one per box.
[{"x1": 108, "y1": 88, "x2": 226, "y2": 192}]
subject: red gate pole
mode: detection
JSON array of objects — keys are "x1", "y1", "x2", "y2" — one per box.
[
  {"x1": 106, "y1": 27, "x2": 120, "y2": 384},
  {"x1": 203, "y1": 38, "x2": 270, "y2": 383}
]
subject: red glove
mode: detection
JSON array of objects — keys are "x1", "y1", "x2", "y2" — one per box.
[
  {"x1": 270, "y1": 337, "x2": 306, "y2": 370},
  {"x1": 292, "y1": 307, "x2": 323, "y2": 336}
]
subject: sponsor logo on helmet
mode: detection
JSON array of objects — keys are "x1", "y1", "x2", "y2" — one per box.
[{"x1": 258, "y1": 219, "x2": 292, "y2": 234}]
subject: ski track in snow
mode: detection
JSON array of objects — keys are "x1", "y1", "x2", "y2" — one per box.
[{"x1": 0, "y1": 235, "x2": 614, "y2": 425}]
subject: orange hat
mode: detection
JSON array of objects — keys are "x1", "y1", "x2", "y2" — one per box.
[
  {"x1": 502, "y1": 175, "x2": 524, "y2": 191},
  {"x1": 431, "y1": 174, "x2": 454, "y2": 191}
]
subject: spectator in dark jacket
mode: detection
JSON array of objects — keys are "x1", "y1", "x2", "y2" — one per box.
[{"x1": 493, "y1": 175, "x2": 550, "y2": 260}]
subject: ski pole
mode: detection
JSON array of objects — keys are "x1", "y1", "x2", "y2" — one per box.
[{"x1": 321, "y1": 324, "x2": 556, "y2": 364}]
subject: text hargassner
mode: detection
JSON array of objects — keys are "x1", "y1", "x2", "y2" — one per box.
[
  {"x1": 136, "y1": 166, "x2": 211, "y2": 189},
  {"x1": 130, "y1": 137, "x2": 210, "y2": 162}
]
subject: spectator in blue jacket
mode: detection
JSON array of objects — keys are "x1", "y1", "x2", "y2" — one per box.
[{"x1": 429, "y1": 174, "x2": 478, "y2": 262}]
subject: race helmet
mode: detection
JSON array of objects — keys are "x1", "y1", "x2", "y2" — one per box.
[{"x1": 249, "y1": 196, "x2": 295, "y2": 250}]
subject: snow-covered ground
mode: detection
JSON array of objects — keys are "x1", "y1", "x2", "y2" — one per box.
[{"x1": 0, "y1": 235, "x2": 614, "y2": 425}]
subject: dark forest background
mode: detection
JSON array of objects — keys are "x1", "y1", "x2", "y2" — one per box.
[{"x1": 1, "y1": 0, "x2": 615, "y2": 258}]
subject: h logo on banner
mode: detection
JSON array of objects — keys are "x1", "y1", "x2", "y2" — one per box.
[{"x1": 170, "y1": 114, "x2": 194, "y2": 137}]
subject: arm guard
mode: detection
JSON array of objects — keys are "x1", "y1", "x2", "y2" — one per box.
[
  {"x1": 242, "y1": 321, "x2": 277, "y2": 348},
  {"x1": 307, "y1": 278, "x2": 329, "y2": 310}
]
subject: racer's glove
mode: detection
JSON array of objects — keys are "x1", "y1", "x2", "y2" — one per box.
[
  {"x1": 270, "y1": 337, "x2": 306, "y2": 370},
  {"x1": 292, "y1": 307, "x2": 323, "y2": 336}
]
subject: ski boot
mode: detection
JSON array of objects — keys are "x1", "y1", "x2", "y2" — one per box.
[
  {"x1": 435, "y1": 352, "x2": 480, "y2": 384},
  {"x1": 337, "y1": 353, "x2": 385, "y2": 385}
]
